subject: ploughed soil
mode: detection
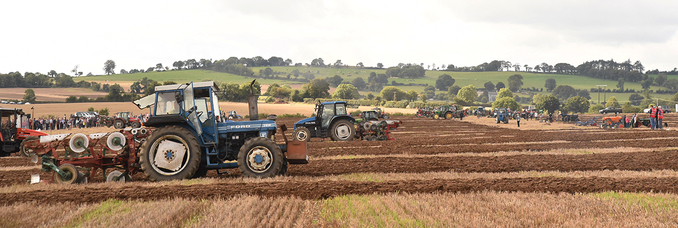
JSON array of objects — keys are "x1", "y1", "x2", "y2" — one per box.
[
  {"x1": 2, "y1": 177, "x2": 678, "y2": 204},
  {"x1": 3, "y1": 115, "x2": 678, "y2": 204}
]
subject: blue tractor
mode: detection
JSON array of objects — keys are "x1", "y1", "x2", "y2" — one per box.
[
  {"x1": 133, "y1": 81, "x2": 308, "y2": 181},
  {"x1": 495, "y1": 108, "x2": 509, "y2": 124},
  {"x1": 293, "y1": 101, "x2": 356, "y2": 141}
]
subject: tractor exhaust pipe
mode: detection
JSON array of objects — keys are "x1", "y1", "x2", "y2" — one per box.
[{"x1": 248, "y1": 80, "x2": 258, "y2": 120}]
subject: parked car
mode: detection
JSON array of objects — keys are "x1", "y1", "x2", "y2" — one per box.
[
  {"x1": 9, "y1": 101, "x2": 15, "y2": 104},
  {"x1": 24, "y1": 102, "x2": 31, "y2": 105},
  {"x1": 599, "y1": 107, "x2": 622, "y2": 114}
]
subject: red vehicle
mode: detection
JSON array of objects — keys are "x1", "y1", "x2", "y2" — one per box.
[
  {"x1": 0, "y1": 108, "x2": 48, "y2": 157},
  {"x1": 113, "y1": 112, "x2": 141, "y2": 129}
]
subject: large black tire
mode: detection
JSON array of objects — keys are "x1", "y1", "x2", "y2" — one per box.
[
  {"x1": 131, "y1": 121, "x2": 141, "y2": 129},
  {"x1": 114, "y1": 119, "x2": 125, "y2": 129},
  {"x1": 279, "y1": 158, "x2": 288, "y2": 176},
  {"x1": 139, "y1": 125, "x2": 201, "y2": 181},
  {"x1": 19, "y1": 136, "x2": 39, "y2": 157},
  {"x1": 293, "y1": 126, "x2": 311, "y2": 142},
  {"x1": 237, "y1": 137, "x2": 284, "y2": 178},
  {"x1": 54, "y1": 163, "x2": 82, "y2": 184},
  {"x1": 330, "y1": 119, "x2": 355, "y2": 141}
]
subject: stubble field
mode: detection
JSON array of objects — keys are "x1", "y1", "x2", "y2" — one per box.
[{"x1": 2, "y1": 114, "x2": 678, "y2": 227}]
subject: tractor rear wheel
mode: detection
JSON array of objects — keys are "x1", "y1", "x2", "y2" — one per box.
[
  {"x1": 19, "y1": 136, "x2": 38, "y2": 157},
  {"x1": 131, "y1": 121, "x2": 141, "y2": 129},
  {"x1": 445, "y1": 112, "x2": 453, "y2": 119},
  {"x1": 114, "y1": 119, "x2": 125, "y2": 129},
  {"x1": 238, "y1": 137, "x2": 284, "y2": 178},
  {"x1": 139, "y1": 125, "x2": 201, "y2": 181},
  {"x1": 293, "y1": 126, "x2": 311, "y2": 142},
  {"x1": 330, "y1": 119, "x2": 355, "y2": 141}
]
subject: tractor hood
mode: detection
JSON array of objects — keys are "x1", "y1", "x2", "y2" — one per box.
[
  {"x1": 217, "y1": 120, "x2": 277, "y2": 133},
  {"x1": 294, "y1": 117, "x2": 317, "y2": 127}
]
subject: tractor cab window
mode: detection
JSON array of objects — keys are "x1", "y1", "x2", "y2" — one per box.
[
  {"x1": 195, "y1": 98, "x2": 210, "y2": 124},
  {"x1": 336, "y1": 103, "x2": 347, "y2": 116},
  {"x1": 156, "y1": 92, "x2": 181, "y2": 115},
  {"x1": 321, "y1": 104, "x2": 335, "y2": 128}
]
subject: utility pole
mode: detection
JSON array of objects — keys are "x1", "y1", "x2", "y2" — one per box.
[
  {"x1": 596, "y1": 85, "x2": 607, "y2": 105},
  {"x1": 393, "y1": 91, "x2": 396, "y2": 101}
]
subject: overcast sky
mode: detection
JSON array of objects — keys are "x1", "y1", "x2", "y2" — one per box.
[{"x1": 2, "y1": 0, "x2": 677, "y2": 75}]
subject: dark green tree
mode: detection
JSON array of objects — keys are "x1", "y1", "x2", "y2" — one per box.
[
  {"x1": 537, "y1": 95, "x2": 560, "y2": 114},
  {"x1": 23, "y1": 89, "x2": 36, "y2": 103},
  {"x1": 545, "y1": 78, "x2": 556, "y2": 92},
  {"x1": 351, "y1": 77, "x2": 367, "y2": 90},
  {"x1": 484, "y1": 81, "x2": 495, "y2": 91},
  {"x1": 103, "y1": 60, "x2": 116, "y2": 75},
  {"x1": 563, "y1": 96, "x2": 590, "y2": 114},
  {"x1": 552, "y1": 85, "x2": 577, "y2": 100},
  {"x1": 496, "y1": 82, "x2": 506, "y2": 90},
  {"x1": 303, "y1": 79, "x2": 330, "y2": 98},
  {"x1": 435, "y1": 74, "x2": 455, "y2": 91},
  {"x1": 326, "y1": 75, "x2": 344, "y2": 87},
  {"x1": 507, "y1": 74, "x2": 523, "y2": 92}
]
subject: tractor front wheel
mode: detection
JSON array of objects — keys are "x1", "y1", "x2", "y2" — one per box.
[
  {"x1": 114, "y1": 119, "x2": 125, "y2": 129},
  {"x1": 293, "y1": 126, "x2": 311, "y2": 142},
  {"x1": 131, "y1": 121, "x2": 141, "y2": 129},
  {"x1": 238, "y1": 137, "x2": 284, "y2": 178},
  {"x1": 139, "y1": 125, "x2": 201, "y2": 181},
  {"x1": 330, "y1": 119, "x2": 355, "y2": 141}
]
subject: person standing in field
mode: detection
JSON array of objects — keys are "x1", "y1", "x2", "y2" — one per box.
[
  {"x1": 516, "y1": 113, "x2": 521, "y2": 127},
  {"x1": 649, "y1": 105, "x2": 657, "y2": 129},
  {"x1": 658, "y1": 106, "x2": 664, "y2": 129}
]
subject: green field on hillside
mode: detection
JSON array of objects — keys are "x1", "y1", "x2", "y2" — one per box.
[{"x1": 78, "y1": 67, "x2": 673, "y2": 104}]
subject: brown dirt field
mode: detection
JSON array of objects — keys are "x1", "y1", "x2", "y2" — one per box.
[
  {"x1": 2, "y1": 177, "x2": 678, "y2": 204},
  {"x1": 0, "y1": 88, "x2": 108, "y2": 102},
  {"x1": 4, "y1": 113, "x2": 678, "y2": 206}
]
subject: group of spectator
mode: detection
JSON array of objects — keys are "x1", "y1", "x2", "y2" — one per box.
[{"x1": 30, "y1": 115, "x2": 102, "y2": 131}]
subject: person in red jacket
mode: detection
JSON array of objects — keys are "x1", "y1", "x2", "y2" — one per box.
[
  {"x1": 658, "y1": 106, "x2": 664, "y2": 129},
  {"x1": 649, "y1": 105, "x2": 657, "y2": 129}
]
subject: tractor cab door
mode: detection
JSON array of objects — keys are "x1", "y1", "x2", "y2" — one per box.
[
  {"x1": 182, "y1": 83, "x2": 202, "y2": 136},
  {"x1": 320, "y1": 103, "x2": 335, "y2": 129}
]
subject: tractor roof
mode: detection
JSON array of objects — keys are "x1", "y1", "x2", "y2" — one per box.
[
  {"x1": 154, "y1": 81, "x2": 219, "y2": 92},
  {"x1": 321, "y1": 101, "x2": 347, "y2": 105},
  {"x1": 0, "y1": 108, "x2": 25, "y2": 117}
]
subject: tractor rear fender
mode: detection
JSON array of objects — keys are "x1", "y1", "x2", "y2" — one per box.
[
  {"x1": 145, "y1": 120, "x2": 207, "y2": 148},
  {"x1": 330, "y1": 116, "x2": 355, "y2": 126}
]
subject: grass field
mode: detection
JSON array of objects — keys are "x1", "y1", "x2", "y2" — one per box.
[{"x1": 77, "y1": 67, "x2": 673, "y2": 104}]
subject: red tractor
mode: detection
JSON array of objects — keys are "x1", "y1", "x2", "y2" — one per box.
[
  {"x1": 0, "y1": 108, "x2": 48, "y2": 157},
  {"x1": 112, "y1": 112, "x2": 141, "y2": 129}
]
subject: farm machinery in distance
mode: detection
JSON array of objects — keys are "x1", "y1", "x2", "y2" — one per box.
[
  {"x1": 23, "y1": 80, "x2": 309, "y2": 184},
  {"x1": 293, "y1": 101, "x2": 356, "y2": 142},
  {"x1": 354, "y1": 110, "x2": 402, "y2": 141},
  {"x1": 416, "y1": 105, "x2": 465, "y2": 119},
  {"x1": 100, "y1": 111, "x2": 142, "y2": 129}
]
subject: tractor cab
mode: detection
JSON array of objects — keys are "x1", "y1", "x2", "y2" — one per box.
[
  {"x1": 358, "y1": 110, "x2": 380, "y2": 121},
  {"x1": 0, "y1": 108, "x2": 47, "y2": 156},
  {"x1": 293, "y1": 101, "x2": 356, "y2": 141},
  {"x1": 116, "y1": 112, "x2": 132, "y2": 121}
]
